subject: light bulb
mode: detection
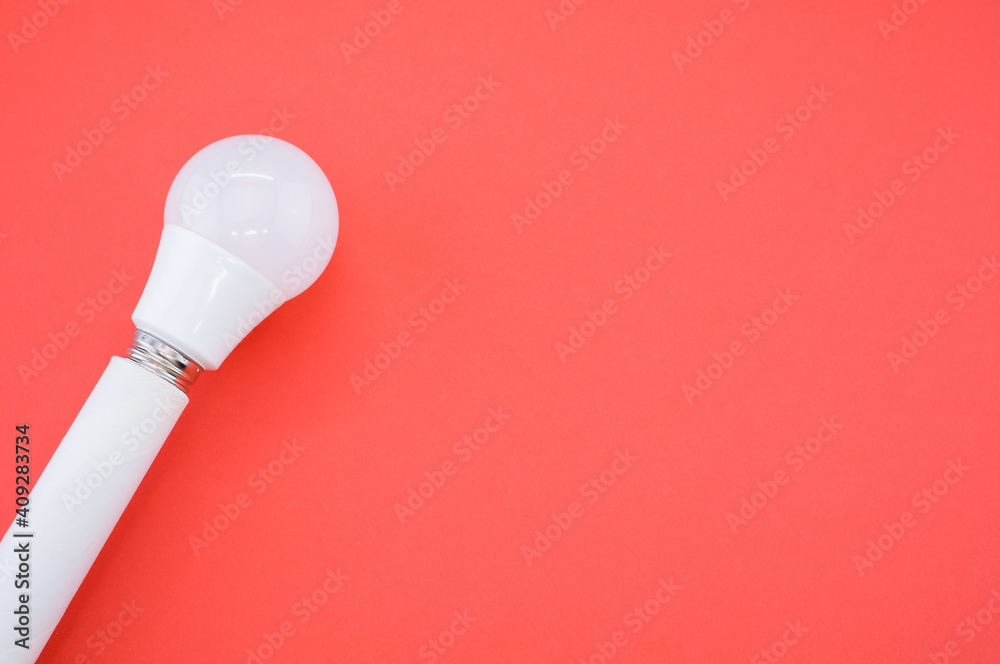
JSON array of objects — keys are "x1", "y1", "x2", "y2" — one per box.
[
  {"x1": 0, "y1": 136, "x2": 338, "y2": 664},
  {"x1": 134, "y1": 135, "x2": 339, "y2": 371}
]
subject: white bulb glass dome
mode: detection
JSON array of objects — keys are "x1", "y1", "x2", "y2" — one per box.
[{"x1": 164, "y1": 135, "x2": 338, "y2": 296}]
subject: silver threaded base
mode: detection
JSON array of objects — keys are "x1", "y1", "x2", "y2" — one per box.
[{"x1": 126, "y1": 330, "x2": 202, "y2": 393}]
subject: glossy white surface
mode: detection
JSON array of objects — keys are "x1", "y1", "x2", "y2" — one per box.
[{"x1": 132, "y1": 225, "x2": 279, "y2": 370}]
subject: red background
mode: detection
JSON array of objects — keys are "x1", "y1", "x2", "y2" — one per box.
[{"x1": 2, "y1": 0, "x2": 999, "y2": 662}]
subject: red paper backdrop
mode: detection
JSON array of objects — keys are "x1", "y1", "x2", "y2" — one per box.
[{"x1": 1, "y1": 0, "x2": 999, "y2": 662}]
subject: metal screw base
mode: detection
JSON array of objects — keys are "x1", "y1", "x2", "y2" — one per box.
[{"x1": 126, "y1": 330, "x2": 202, "y2": 393}]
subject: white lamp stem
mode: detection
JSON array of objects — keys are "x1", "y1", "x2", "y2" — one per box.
[{"x1": 0, "y1": 356, "x2": 187, "y2": 663}]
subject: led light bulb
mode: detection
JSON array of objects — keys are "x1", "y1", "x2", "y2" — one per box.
[
  {"x1": 136, "y1": 135, "x2": 339, "y2": 374},
  {"x1": 0, "y1": 136, "x2": 338, "y2": 663}
]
